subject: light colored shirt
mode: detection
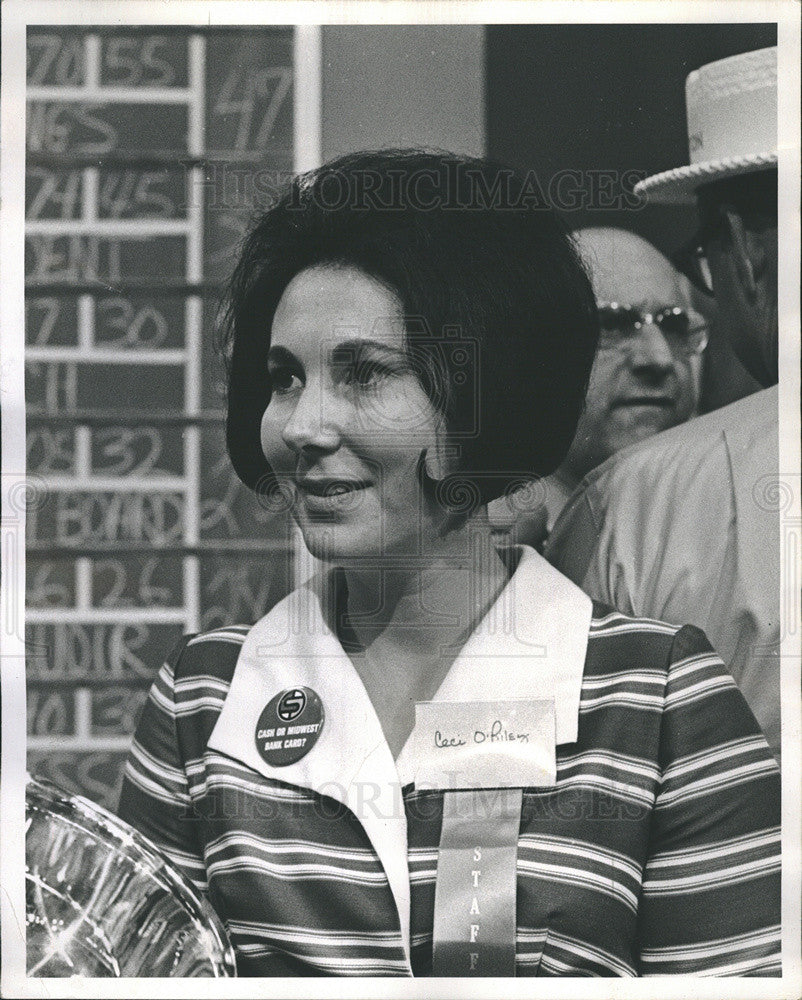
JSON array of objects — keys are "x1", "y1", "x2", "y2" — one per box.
[{"x1": 545, "y1": 386, "x2": 780, "y2": 760}]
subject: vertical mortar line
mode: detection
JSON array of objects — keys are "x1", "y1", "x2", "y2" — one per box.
[
  {"x1": 75, "y1": 290, "x2": 94, "y2": 479},
  {"x1": 81, "y1": 167, "x2": 98, "y2": 224},
  {"x1": 291, "y1": 27, "x2": 323, "y2": 597},
  {"x1": 78, "y1": 30, "x2": 99, "y2": 652},
  {"x1": 77, "y1": 294, "x2": 94, "y2": 349},
  {"x1": 84, "y1": 34, "x2": 101, "y2": 89},
  {"x1": 77, "y1": 32, "x2": 100, "y2": 644},
  {"x1": 74, "y1": 687, "x2": 92, "y2": 740},
  {"x1": 187, "y1": 34, "x2": 205, "y2": 157},
  {"x1": 293, "y1": 26, "x2": 322, "y2": 173},
  {"x1": 75, "y1": 557, "x2": 92, "y2": 611},
  {"x1": 74, "y1": 427, "x2": 92, "y2": 479},
  {"x1": 182, "y1": 33, "x2": 206, "y2": 635}
]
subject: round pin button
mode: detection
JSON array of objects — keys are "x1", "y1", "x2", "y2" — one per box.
[{"x1": 254, "y1": 687, "x2": 325, "y2": 766}]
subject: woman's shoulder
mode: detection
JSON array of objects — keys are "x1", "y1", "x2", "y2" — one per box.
[
  {"x1": 168, "y1": 623, "x2": 254, "y2": 685},
  {"x1": 584, "y1": 600, "x2": 718, "y2": 678},
  {"x1": 581, "y1": 602, "x2": 760, "y2": 748}
]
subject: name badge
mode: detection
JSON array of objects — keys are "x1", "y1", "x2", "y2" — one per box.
[{"x1": 413, "y1": 699, "x2": 556, "y2": 789}]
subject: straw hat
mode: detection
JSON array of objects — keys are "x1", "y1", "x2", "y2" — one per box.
[{"x1": 634, "y1": 47, "x2": 777, "y2": 205}]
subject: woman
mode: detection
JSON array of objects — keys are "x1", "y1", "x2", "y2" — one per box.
[{"x1": 118, "y1": 151, "x2": 780, "y2": 977}]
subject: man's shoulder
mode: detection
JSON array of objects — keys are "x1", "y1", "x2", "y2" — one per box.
[
  {"x1": 545, "y1": 387, "x2": 778, "y2": 580},
  {"x1": 573, "y1": 386, "x2": 776, "y2": 506}
]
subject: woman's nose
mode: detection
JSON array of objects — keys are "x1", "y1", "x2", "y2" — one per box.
[{"x1": 280, "y1": 383, "x2": 342, "y2": 454}]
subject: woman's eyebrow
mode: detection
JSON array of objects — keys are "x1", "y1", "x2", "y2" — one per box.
[{"x1": 329, "y1": 339, "x2": 408, "y2": 362}]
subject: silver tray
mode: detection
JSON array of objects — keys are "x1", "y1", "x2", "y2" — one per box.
[{"x1": 26, "y1": 774, "x2": 237, "y2": 977}]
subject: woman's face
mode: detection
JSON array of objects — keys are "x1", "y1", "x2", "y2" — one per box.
[{"x1": 261, "y1": 264, "x2": 447, "y2": 563}]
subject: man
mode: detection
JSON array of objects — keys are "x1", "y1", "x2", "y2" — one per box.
[
  {"x1": 490, "y1": 227, "x2": 705, "y2": 543},
  {"x1": 561, "y1": 228, "x2": 705, "y2": 484},
  {"x1": 545, "y1": 47, "x2": 781, "y2": 759}
]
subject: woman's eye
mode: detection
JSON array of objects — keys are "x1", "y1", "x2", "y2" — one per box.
[
  {"x1": 345, "y1": 362, "x2": 389, "y2": 390},
  {"x1": 269, "y1": 368, "x2": 302, "y2": 394},
  {"x1": 333, "y1": 355, "x2": 393, "y2": 391}
]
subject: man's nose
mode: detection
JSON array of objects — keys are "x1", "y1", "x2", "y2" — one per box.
[
  {"x1": 628, "y1": 321, "x2": 676, "y2": 376},
  {"x1": 280, "y1": 383, "x2": 342, "y2": 454}
]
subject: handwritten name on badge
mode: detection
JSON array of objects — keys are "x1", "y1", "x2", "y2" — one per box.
[{"x1": 414, "y1": 700, "x2": 556, "y2": 789}]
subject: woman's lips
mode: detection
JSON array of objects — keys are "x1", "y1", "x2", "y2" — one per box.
[
  {"x1": 296, "y1": 478, "x2": 371, "y2": 513},
  {"x1": 298, "y1": 478, "x2": 371, "y2": 495}
]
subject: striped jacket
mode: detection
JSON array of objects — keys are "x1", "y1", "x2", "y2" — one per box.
[{"x1": 118, "y1": 551, "x2": 781, "y2": 977}]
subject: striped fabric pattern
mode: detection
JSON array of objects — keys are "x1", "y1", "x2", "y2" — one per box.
[{"x1": 117, "y1": 609, "x2": 781, "y2": 977}]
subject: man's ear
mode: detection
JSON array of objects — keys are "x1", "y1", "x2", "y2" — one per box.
[{"x1": 722, "y1": 207, "x2": 766, "y2": 300}]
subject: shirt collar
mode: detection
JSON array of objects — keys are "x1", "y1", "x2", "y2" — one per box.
[
  {"x1": 207, "y1": 570, "x2": 414, "y2": 965},
  {"x1": 394, "y1": 545, "x2": 591, "y2": 782}
]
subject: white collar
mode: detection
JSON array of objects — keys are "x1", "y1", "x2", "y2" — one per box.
[
  {"x1": 207, "y1": 544, "x2": 591, "y2": 965},
  {"x1": 396, "y1": 545, "x2": 591, "y2": 778}
]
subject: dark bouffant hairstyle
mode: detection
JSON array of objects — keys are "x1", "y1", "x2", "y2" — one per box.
[{"x1": 222, "y1": 150, "x2": 598, "y2": 506}]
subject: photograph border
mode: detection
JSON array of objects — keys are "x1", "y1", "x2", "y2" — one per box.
[{"x1": 2, "y1": 2, "x2": 800, "y2": 997}]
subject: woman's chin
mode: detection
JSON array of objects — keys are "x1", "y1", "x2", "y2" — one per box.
[
  {"x1": 296, "y1": 521, "x2": 381, "y2": 564},
  {"x1": 296, "y1": 519, "x2": 423, "y2": 566}
]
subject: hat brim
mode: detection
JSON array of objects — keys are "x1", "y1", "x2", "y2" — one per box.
[{"x1": 633, "y1": 152, "x2": 777, "y2": 205}]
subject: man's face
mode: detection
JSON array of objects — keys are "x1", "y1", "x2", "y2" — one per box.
[
  {"x1": 704, "y1": 210, "x2": 778, "y2": 387},
  {"x1": 564, "y1": 229, "x2": 702, "y2": 481}
]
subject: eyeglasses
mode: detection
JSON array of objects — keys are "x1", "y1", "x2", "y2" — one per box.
[
  {"x1": 671, "y1": 209, "x2": 724, "y2": 296},
  {"x1": 597, "y1": 302, "x2": 709, "y2": 356},
  {"x1": 671, "y1": 234, "x2": 715, "y2": 296}
]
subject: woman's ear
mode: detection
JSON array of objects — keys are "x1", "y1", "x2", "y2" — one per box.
[
  {"x1": 419, "y1": 408, "x2": 451, "y2": 483},
  {"x1": 722, "y1": 207, "x2": 763, "y2": 300},
  {"x1": 423, "y1": 446, "x2": 444, "y2": 482},
  {"x1": 423, "y1": 430, "x2": 459, "y2": 483}
]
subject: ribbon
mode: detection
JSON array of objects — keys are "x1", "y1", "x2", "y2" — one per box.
[{"x1": 432, "y1": 787, "x2": 523, "y2": 976}]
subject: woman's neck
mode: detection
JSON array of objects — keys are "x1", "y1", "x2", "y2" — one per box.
[
  {"x1": 331, "y1": 514, "x2": 512, "y2": 759},
  {"x1": 339, "y1": 518, "x2": 511, "y2": 656}
]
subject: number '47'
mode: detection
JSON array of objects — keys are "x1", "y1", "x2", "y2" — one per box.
[{"x1": 212, "y1": 67, "x2": 293, "y2": 152}]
